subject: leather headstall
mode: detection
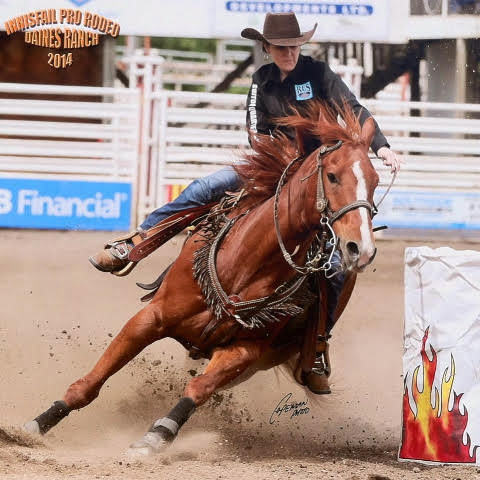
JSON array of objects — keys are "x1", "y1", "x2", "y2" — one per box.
[
  {"x1": 274, "y1": 140, "x2": 378, "y2": 277},
  {"x1": 315, "y1": 140, "x2": 377, "y2": 223}
]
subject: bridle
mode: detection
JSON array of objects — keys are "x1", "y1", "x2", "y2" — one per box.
[
  {"x1": 191, "y1": 140, "x2": 383, "y2": 330},
  {"x1": 315, "y1": 141, "x2": 377, "y2": 222},
  {"x1": 273, "y1": 140, "x2": 377, "y2": 276}
]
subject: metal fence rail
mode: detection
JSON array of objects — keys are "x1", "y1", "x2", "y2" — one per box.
[
  {"x1": 0, "y1": 83, "x2": 140, "y2": 180},
  {"x1": 2, "y1": 82, "x2": 479, "y2": 231},
  {"x1": 134, "y1": 89, "x2": 480, "y2": 227}
]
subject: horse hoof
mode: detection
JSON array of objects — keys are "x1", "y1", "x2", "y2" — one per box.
[
  {"x1": 22, "y1": 420, "x2": 41, "y2": 435},
  {"x1": 127, "y1": 444, "x2": 153, "y2": 457},
  {"x1": 127, "y1": 432, "x2": 169, "y2": 457}
]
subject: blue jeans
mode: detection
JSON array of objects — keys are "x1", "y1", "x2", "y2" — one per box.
[
  {"x1": 140, "y1": 167, "x2": 241, "y2": 230},
  {"x1": 139, "y1": 166, "x2": 344, "y2": 330},
  {"x1": 326, "y1": 250, "x2": 344, "y2": 333}
]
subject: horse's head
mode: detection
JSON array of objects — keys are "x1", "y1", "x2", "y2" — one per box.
[
  {"x1": 237, "y1": 100, "x2": 380, "y2": 273},
  {"x1": 317, "y1": 118, "x2": 379, "y2": 272}
]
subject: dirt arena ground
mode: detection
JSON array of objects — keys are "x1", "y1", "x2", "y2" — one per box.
[{"x1": 1, "y1": 229, "x2": 479, "y2": 479}]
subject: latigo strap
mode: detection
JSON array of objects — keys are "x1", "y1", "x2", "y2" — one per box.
[
  {"x1": 300, "y1": 275, "x2": 329, "y2": 375},
  {"x1": 128, "y1": 203, "x2": 216, "y2": 262}
]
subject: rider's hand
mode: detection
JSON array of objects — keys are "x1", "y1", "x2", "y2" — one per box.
[{"x1": 377, "y1": 146, "x2": 403, "y2": 173}]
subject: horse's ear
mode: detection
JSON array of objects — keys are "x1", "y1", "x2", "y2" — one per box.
[{"x1": 361, "y1": 117, "x2": 376, "y2": 148}]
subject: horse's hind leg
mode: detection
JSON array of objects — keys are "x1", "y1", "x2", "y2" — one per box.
[
  {"x1": 24, "y1": 304, "x2": 165, "y2": 435},
  {"x1": 129, "y1": 340, "x2": 264, "y2": 455},
  {"x1": 183, "y1": 340, "x2": 264, "y2": 405}
]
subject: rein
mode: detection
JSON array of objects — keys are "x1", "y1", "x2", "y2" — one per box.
[
  {"x1": 374, "y1": 169, "x2": 397, "y2": 210},
  {"x1": 274, "y1": 140, "x2": 376, "y2": 277},
  {"x1": 193, "y1": 141, "x2": 380, "y2": 330}
]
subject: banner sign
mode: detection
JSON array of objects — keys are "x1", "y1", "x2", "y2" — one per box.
[
  {"x1": 401, "y1": 247, "x2": 480, "y2": 465},
  {"x1": 374, "y1": 189, "x2": 480, "y2": 230},
  {"x1": 0, "y1": 0, "x2": 212, "y2": 38},
  {"x1": 0, "y1": 0, "x2": 393, "y2": 41},
  {"x1": 213, "y1": 0, "x2": 389, "y2": 42},
  {"x1": 0, "y1": 177, "x2": 131, "y2": 231}
]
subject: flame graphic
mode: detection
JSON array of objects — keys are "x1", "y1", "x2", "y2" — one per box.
[{"x1": 399, "y1": 328, "x2": 477, "y2": 463}]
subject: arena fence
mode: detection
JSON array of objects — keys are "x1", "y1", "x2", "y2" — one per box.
[
  {"x1": 1, "y1": 77, "x2": 479, "y2": 232},
  {"x1": 141, "y1": 89, "x2": 480, "y2": 232},
  {"x1": 0, "y1": 83, "x2": 140, "y2": 230},
  {"x1": 124, "y1": 51, "x2": 364, "y2": 95},
  {"x1": 130, "y1": 53, "x2": 364, "y2": 222},
  {"x1": 364, "y1": 99, "x2": 480, "y2": 232},
  {"x1": 121, "y1": 47, "x2": 364, "y2": 95}
]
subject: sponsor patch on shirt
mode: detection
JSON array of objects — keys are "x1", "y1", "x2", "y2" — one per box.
[
  {"x1": 294, "y1": 81, "x2": 313, "y2": 101},
  {"x1": 248, "y1": 83, "x2": 258, "y2": 132}
]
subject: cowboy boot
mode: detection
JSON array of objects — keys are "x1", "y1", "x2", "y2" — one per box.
[
  {"x1": 89, "y1": 202, "x2": 217, "y2": 276},
  {"x1": 304, "y1": 335, "x2": 331, "y2": 395},
  {"x1": 88, "y1": 229, "x2": 141, "y2": 276}
]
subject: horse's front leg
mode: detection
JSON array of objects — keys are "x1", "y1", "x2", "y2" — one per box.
[
  {"x1": 24, "y1": 303, "x2": 165, "y2": 435},
  {"x1": 129, "y1": 340, "x2": 264, "y2": 456}
]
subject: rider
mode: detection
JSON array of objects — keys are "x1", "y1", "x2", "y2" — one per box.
[{"x1": 89, "y1": 12, "x2": 401, "y2": 392}]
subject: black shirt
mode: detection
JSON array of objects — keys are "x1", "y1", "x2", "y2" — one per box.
[{"x1": 246, "y1": 55, "x2": 389, "y2": 155}]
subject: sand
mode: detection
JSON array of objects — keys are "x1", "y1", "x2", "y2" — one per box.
[{"x1": 0, "y1": 229, "x2": 478, "y2": 479}]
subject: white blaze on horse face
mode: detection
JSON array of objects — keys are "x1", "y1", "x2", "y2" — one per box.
[{"x1": 352, "y1": 161, "x2": 375, "y2": 261}]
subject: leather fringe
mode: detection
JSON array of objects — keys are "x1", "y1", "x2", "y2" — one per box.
[{"x1": 193, "y1": 214, "x2": 315, "y2": 329}]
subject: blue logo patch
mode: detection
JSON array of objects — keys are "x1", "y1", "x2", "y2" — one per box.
[
  {"x1": 69, "y1": 0, "x2": 91, "y2": 6},
  {"x1": 295, "y1": 81, "x2": 313, "y2": 101}
]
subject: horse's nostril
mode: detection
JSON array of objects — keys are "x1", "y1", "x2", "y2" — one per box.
[{"x1": 346, "y1": 241, "x2": 359, "y2": 258}]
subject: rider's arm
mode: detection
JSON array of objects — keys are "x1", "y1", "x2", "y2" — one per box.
[{"x1": 322, "y1": 63, "x2": 389, "y2": 155}]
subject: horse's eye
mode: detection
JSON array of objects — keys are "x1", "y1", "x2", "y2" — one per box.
[{"x1": 327, "y1": 173, "x2": 338, "y2": 184}]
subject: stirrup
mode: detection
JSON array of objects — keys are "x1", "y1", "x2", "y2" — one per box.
[
  {"x1": 305, "y1": 348, "x2": 332, "y2": 395},
  {"x1": 293, "y1": 354, "x2": 332, "y2": 395},
  {"x1": 293, "y1": 336, "x2": 332, "y2": 394},
  {"x1": 315, "y1": 336, "x2": 332, "y2": 377},
  {"x1": 111, "y1": 261, "x2": 137, "y2": 277},
  {"x1": 103, "y1": 230, "x2": 142, "y2": 277}
]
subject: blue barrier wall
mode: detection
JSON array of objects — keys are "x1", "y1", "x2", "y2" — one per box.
[
  {"x1": 375, "y1": 190, "x2": 480, "y2": 230},
  {"x1": 0, "y1": 178, "x2": 132, "y2": 231}
]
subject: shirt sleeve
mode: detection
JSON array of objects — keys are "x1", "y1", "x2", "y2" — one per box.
[
  {"x1": 246, "y1": 80, "x2": 270, "y2": 143},
  {"x1": 322, "y1": 63, "x2": 390, "y2": 155}
]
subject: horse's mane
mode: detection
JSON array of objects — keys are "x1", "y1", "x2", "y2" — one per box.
[{"x1": 234, "y1": 100, "x2": 364, "y2": 200}]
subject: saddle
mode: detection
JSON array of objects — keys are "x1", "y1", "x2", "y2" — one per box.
[
  {"x1": 129, "y1": 192, "x2": 246, "y2": 266},
  {"x1": 103, "y1": 203, "x2": 218, "y2": 277},
  {"x1": 130, "y1": 202, "x2": 218, "y2": 262},
  {"x1": 135, "y1": 192, "x2": 247, "y2": 301},
  {"x1": 135, "y1": 192, "x2": 357, "y2": 390}
]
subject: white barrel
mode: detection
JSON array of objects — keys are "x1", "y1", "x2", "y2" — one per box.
[{"x1": 400, "y1": 246, "x2": 480, "y2": 465}]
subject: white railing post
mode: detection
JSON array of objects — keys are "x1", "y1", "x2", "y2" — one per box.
[
  {"x1": 129, "y1": 54, "x2": 166, "y2": 223},
  {"x1": 347, "y1": 58, "x2": 362, "y2": 98},
  {"x1": 156, "y1": 91, "x2": 169, "y2": 208},
  {"x1": 138, "y1": 59, "x2": 153, "y2": 221},
  {"x1": 442, "y1": 0, "x2": 448, "y2": 16},
  {"x1": 363, "y1": 42, "x2": 373, "y2": 77},
  {"x1": 216, "y1": 39, "x2": 225, "y2": 65},
  {"x1": 149, "y1": 67, "x2": 163, "y2": 208},
  {"x1": 131, "y1": 88, "x2": 141, "y2": 228},
  {"x1": 111, "y1": 113, "x2": 120, "y2": 179}
]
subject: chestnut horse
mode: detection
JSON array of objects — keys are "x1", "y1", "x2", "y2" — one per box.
[{"x1": 24, "y1": 101, "x2": 379, "y2": 455}]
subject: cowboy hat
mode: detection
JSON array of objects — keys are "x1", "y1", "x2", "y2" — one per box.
[{"x1": 241, "y1": 12, "x2": 317, "y2": 47}]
